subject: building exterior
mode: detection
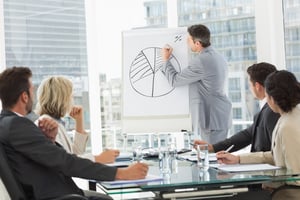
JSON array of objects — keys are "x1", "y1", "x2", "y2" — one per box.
[
  {"x1": 144, "y1": 0, "x2": 257, "y2": 135},
  {"x1": 2, "y1": 0, "x2": 299, "y2": 148},
  {"x1": 283, "y1": 0, "x2": 300, "y2": 80},
  {"x1": 3, "y1": 0, "x2": 90, "y2": 128}
]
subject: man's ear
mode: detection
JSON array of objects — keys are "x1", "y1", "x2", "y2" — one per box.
[
  {"x1": 20, "y1": 91, "x2": 29, "y2": 103},
  {"x1": 255, "y1": 82, "x2": 263, "y2": 91}
]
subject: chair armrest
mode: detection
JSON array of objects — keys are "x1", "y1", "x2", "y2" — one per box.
[{"x1": 52, "y1": 194, "x2": 88, "y2": 200}]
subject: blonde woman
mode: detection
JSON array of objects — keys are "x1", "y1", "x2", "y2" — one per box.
[{"x1": 35, "y1": 76, "x2": 119, "y2": 164}]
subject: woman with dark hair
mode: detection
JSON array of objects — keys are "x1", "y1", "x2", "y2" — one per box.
[{"x1": 216, "y1": 70, "x2": 300, "y2": 200}]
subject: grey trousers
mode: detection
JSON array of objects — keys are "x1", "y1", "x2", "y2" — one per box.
[{"x1": 200, "y1": 129, "x2": 229, "y2": 144}]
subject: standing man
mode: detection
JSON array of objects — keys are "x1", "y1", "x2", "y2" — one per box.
[
  {"x1": 0, "y1": 66, "x2": 148, "y2": 200},
  {"x1": 161, "y1": 24, "x2": 232, "y2": 143}
]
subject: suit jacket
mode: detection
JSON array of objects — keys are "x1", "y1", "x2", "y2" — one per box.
[
  {"x1": 38, "y1": 114, "x2": 95, "y2": 161},
  {"x1": 240, "y1": 104, "x2": 300, "y2": 187},
  {"x1": 213, "y1": 103, "x2": 280, "y2": 152},
  {"x1": 162, "y1": 46, "x2": 232, "y2": 134},
  {"x1": 0, "y1": 110, "x2": 117, "y2": 200}
]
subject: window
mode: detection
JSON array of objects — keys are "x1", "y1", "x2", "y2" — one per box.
[
  {"x1": 0, "y1": 0, "x2": 289, "y2": 152},
  {"x1": 283, "y1": 0, "x2": 300, "y2": 79}
]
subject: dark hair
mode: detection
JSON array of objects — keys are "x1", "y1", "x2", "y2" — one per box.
[
  {"x1": 187, "y1": 24, "x2": 211, "y2": 47},
  {"x1": 0, "y1": 66, "x2": 32, "y2": 109},
  {"x1": 247, "y1": 62, "x2": 277, "y2": 85},
  {"x1": 265, "y1": 70, "x2": 300, "y2": 113}
]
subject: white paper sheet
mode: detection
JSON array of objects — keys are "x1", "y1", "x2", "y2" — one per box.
[
  {"x1": 101, "y1": 174, "x2": 163, "y2": 185},
  {"x1": 210, "y1": 163, "x2": 281, "y2": 172}
]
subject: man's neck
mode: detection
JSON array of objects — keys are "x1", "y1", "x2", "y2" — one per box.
[
  {"x1": 259, "y1": 97, "x2": 267, "y2": 110},
  {"x1": 10, "y1": 107, "x2": 26, "y2": 116}
]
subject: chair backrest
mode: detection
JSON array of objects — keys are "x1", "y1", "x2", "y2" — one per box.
[{"x1": 0, "y1": 143, "x2": 27, "y2": 200}]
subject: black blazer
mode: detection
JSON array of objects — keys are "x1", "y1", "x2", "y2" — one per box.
[
  {"x1": 0, "y1": 110, "x2": 117, "y2": 200},
  {"x1": 213, "y1": 103, "x2": 280, "y2": 152}
]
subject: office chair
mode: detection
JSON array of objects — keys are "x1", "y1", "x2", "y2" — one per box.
[{"x1": 0, "y1": 143, "x2": 89, "y2": 200}]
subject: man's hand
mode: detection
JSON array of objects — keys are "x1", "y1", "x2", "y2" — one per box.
[
  {"x1": 38, "y1": 117, "x2": 58, "y2": 143},
  {"x1": 115, "y1": 162, "x2": 149, "y2": 180},
  {"x1": 193, "y1": 140, "x2": 214, "y2": 152},
  {"x1": 161, "y1": 44, "x2": 173, "y2": 61},
  {"x1": 94, "y1": 149, "x2": 120, "y2": 164}
]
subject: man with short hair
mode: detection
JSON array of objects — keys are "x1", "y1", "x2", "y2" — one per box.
[
  {"x1": 161, "y1": 24, "x2": 232, "y2": 144},
  {"x1": 0, "y1": 66, "x2": 148, "y2": 200}
]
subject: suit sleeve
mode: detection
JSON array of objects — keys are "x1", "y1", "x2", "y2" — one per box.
[
  {"x1": 213, "y1": 124, "x2": 253, "y2": 152},
  {"x1": 8, "y1": 117, "x2": 117, "y2": 181},
  {"x1": 71, "y1": 130, "x2": 89, "y2": 155},
  {"x1": 161, "y1": 57, "x2": 205, "y2": 87}
]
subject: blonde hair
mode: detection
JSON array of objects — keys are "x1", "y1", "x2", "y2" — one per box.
[{"x1": 35, "y1": 76, "x2": 73, "y2": 119}]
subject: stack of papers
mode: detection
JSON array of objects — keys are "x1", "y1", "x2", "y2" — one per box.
[
  {"x1": 210, "y1": 163, "x2": 281, "y2": 172},
  {"x1": 101, "y1": 174, "x2": 163, "y2": 185},
  {"x1": 115, "y1": 152, "x2": 133, "y2": 162},
  {"x1": 106, "y1": 161, "x2": 132, "y2": 167},
  {"x1": 179, "y1": 153, "x2": 217, "y2": 162}
]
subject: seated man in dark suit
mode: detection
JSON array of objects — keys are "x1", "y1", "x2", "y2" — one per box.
[{"x1": 0, "y1": 66, "x2": 149, "y2": 200}]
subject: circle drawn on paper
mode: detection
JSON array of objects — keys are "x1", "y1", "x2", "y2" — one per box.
[{"x1": 129, "y1": 47, "x2": 181, "y2": 97}]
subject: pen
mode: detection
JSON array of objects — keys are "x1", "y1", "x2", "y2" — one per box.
[
  {"x1": 165, "y1": 44, "x2": 171, "y2": 50},
  {"x1": 225, "y1": 144, "x2": 234, "y2": 152}
]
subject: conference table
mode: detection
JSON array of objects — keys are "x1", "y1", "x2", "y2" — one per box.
[{"x1": 93, "y1": 158, "x2": 300, "y2": 200}]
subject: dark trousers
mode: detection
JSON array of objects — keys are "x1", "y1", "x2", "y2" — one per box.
[{"x1": 271, "y1": 185, "x2": 300, "y2": 200}]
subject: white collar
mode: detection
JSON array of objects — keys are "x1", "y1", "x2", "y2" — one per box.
[
  {"x1": 259, "y1": 98, "x2": 267, "y2": 110},
  {"x1": 13, "y1": 112, "x2": 24, "y2": 117}
]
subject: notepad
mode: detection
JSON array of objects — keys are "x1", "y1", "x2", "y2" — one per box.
[
  {"x1": 210, "y1": 163, "x2": 281, "y2": 172},
  {"x1": 101, "y1": 174, "x2": 163, "y2": 185},
  {"x1": 106, "y1": 161, "x2": 132, "y2": 167},
  {"x1": 179, "y1": 153, "x2": 217, "y2": 162},
  {"x1": 115, "y1": 152, "x2": 133, "y2": 162}
]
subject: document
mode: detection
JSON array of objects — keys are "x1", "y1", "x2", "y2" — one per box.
[
  {"x1": 115, "y1": 152, "x2": 133, "y2": 162},
  {"x1": 179, "y1": 153, "x2": 217, "y2": 162},
  {"x1": 210, "y1": 163, "x2": 281, "y2": 172},
  {"x1": 101, "y1": 174, "x2": 163, "y2": 185},
  {"x1": 106, "y1": 161, "x2": 132, "y2": 167}
]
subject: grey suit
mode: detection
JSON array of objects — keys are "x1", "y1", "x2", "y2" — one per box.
[
  {"x1": 0, "y1": 110, "x2": 117, "y2": 199},
  {"x1": 162, "y1": 46, "x2": 232, "y2": 143}
]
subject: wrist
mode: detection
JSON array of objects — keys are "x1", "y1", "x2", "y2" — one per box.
[
  {"x1": 208, "y1": 144, "x2": 214, "y2": 152},
  {"x1": 115, "y1": 168, "x2": 125, "y2": 180}
]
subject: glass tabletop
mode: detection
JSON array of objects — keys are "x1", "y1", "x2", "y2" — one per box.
[{"x1": 99, "y1": 159, "x2": 300, "y2": 194}]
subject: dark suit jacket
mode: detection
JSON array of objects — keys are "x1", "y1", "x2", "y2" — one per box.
[
  {"x1": 213, "y1": 103, "x2": 280, "y2": 152},
  {"x1": 0, "y1": 110, "x2": 117, "y2": 200}
]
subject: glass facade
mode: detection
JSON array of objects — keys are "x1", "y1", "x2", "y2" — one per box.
[
  {"x1": 144, "y1": 0, "x2": 167, "y2": 27},
  {"x1": 1, "y1": 0, "x2": 294, "y2": 151},
  {"x1": 283, "y1": 0, "x2": 300, "y2": 80},
  {"x1": 145, "y1": 0, "x2": 257, "y2": 135},
  {"x1": 3, "y1": 0, "x2": 90, "y2": 131}
]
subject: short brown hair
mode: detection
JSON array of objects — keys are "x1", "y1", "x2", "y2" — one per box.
[
  {"x1": 0, "y1": 66, "x2": 32, "y2": 109},
  {"x1": 187, "y1": 24, "x2": 211, "y2": 47},
  {"x1": 247, "y1": 62, "x2": 277, "y2": 86}
]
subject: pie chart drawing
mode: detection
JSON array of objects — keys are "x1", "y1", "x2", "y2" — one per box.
[{"x1": 129, "y1": 47, "x2": 181, "y2": 97}]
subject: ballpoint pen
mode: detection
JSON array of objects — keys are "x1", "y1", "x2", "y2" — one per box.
[{"x1": 225, "y1": 144, "x2": 234, "y2": 153}]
